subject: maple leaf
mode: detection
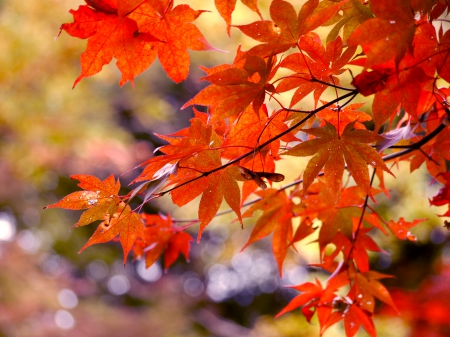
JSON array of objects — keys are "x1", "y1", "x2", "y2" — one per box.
[
  {"x1": 135, "y1": 116, "x2": 242, "y2": 242},
  {"x1": 322, "y1": 303, "x2": 375, "y2": 337},
  {"x1": 214, "y1": 0, "x2": 262, "y2": 36},
  {"x1": 352, "y1": 271, "x2": 397, "y2": 314},
  {"x1": 347, "y1": 0, "x2": 416, "y2": 68},
  {"x1": 129, "y1": 1, "x2": 215, "y2": 83},
  {"x1": 277, "y1": 33, "x2": 356, "y2": 107},
  {"x1": 321, "y1": 0, "x2": 373, "y2": 43},
  {"x1": 61, "y1": 1, "x2": 214, "y2": 86},
  {"x1": 275, "y1": 279, "x2": 335, "y2": 323},
  {"x1": 317, "y1": 102, "x2": 371, "y2": 136},
  {"x1": 430, "y1": 172, "x2": 450, "y2": 217},
  {"x1": 283, "y1": 122, "x2": 392, "y2": 200},
  {"x1": 61, "y1": 3, "x2": 161, "y2": 87},
  {"x1": 435, "y1": 29, "x2": 450, "y2": 83},
  {"x1": 351, "y1": 22, "x2": 437, "y2": 129},
  {"x1": 221, "y1": 104, "x2": 297, "y2": 161},
  {"x1": 241, "y1": 189, "x2": 294, "y2": 274},
  {"x1": 135, "y1": 116, "x2": 222, "y2": 183},
  {"x1": 80, "y1": 202, "x2": 144, "y2": 264},
  {"x1": 236, "y1": 0, "x2": 347, "y2": 57},
  {"x1": 133, "y1": 213, "x2": 192, "y2": 271},
  {"x1": 45, "y1": 174, "x2": 120, "y2": 227},
  {"x1": 182, "y1": 52, "x2": 277, "y2": 122},
  {"x1": 277, "y1": 273, "x2": 349, "y2": 328},
  {"x1": 330, "y1": 230, "x2": 382, "y2": 273},
  {"x1": 386, "y1": 217, "x2": 426, "y2": 242}
]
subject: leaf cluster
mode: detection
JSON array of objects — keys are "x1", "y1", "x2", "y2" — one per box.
[{"x1": 51, "y1": 0, "x2": 450, "y2": 336}]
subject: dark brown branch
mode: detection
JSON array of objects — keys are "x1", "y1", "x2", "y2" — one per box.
[
  {"x1": 159, "y1": 90, "x2": 358, "y2": 197},
  {"x1": 171, "y1": 119, "x2": 447, "y2": 224}
]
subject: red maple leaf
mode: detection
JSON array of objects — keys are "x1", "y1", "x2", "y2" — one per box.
[
  {"x1": 430, "y1": 172, "x2": 450, "y2": 217},
  {"x1": 347, "y1": 0, "x2": 416, "y2": 68},
  {"x1": 316, "y1": 102, "x2": 371, "y2": 136},
  {"x1": 134, "y1": 213, "x2": 193, "y2": 271}
]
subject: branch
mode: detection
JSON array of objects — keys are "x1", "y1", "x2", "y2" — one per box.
[
  {"x1": 171, "y1": 119, "x2": 447, "y2": 224},
  {"x1": 158, "y1": 90, "x2": 358, "y2": 197}
]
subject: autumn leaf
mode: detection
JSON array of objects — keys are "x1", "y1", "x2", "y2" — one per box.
[
  {"x1": 129, "y1": 1, "x2": 216, "y2": 83},
  {"x1": 61, "y1": 1, "x2": 214, "y2": 86},
  {"x1": 182, "y1": 52, "x2": 277, "y2": 122},
  {"x1": 134, "y1": 116, "x2": 242, "y2": 242},
  {"x1": 241, "y1": 189, "x2": 293, "y2": 274},
  {"x1": 61, "y1": 4, "x2": 161, "y2": 87},
  {"x1": 236, "y1": 0, "x2": 346, "y2": 57},
  {"x1": 277, "y1": 33, "x2": 356, "y2": 107},
  {"x1": 79, "y1": 202, "x2": 144, "y2": 264},
  {"x1": 386, "y1": 217, "x2": 426, "y2": 242},
  {"x1": 317, "y1": 102, "x2": 371, "y2": 136},
  {"x1": 277, "y1": 274, "x2": 349, "y2": 327},
  {"x1": 221, "y1": 104, "x2": 297, "y2": 161},
  {"x1": 430, "y1": 172, "x2": 450, "y2": 217},
  {"x1": 347, "y1": 0, "x2": 416, "y2": 68},
  {"x1": 45, "y1": 174, "x2": 120, "y2": 227},
  {"x1": 354, "y1": 271, "x2": 398, "y2": 313},
  {"x1": 283, "y1": 122, "x2": 392, "y2": 200},
  {"x1": 134, "y1": 213, "x2": 192, "y2": 270},
  {"x1": 322, "y1": 303, "x2": 375, "y2": 337},
  {"x1": 214, "y1": 0, "x2": 262, "y2": 36},
  {"x1": 321, "y1": 0, "x2": 373, "y2": 43},
  {"x1": 276, "y1": 279, "x2": 331, "y2": 320}
]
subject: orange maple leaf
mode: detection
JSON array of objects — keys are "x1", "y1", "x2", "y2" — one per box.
[
  {"x1": 129, "y1": 1, "x2": 215, "y2": 83},
  {"x1": 182, "y1": 52, "x2": 277, "y2": 122},
  {"x1": 317, "y1": 102, "x2": 371, "y2": 136},
  {"x1": 277, "y1": 33, "x2": 356, "y2": 107},
  {"x1": 79, "y1": 202, "x2": 144, "y2": 264},
  {"x1": 61, "y1": 0, "x2": 214, "y2": 86},
  {"x1": 284, "y1": 122, "x2": 393, "y2": 200},
  {"x1": 214, "y1": 0, "x2": 262, "y2": 36},
  {"x1": 386, "y1": 217, "x2": 426, "y2": 242},
  {"x1": 236, "y1": 0, "x2": 347, "y2": 57},
  {"x1": 45, "y1": 174, "x2": 120, "y2": 227},
  {"x1": 241, "y1": 189, "x2": 293, "y2": 274},
  {"x1": 321, "y1": 0, "x2": 373, "y2": 44}
]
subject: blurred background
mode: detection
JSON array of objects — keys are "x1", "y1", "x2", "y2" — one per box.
[{"x1": 1, "y1": 0, "x2": 450, "y2": 336}]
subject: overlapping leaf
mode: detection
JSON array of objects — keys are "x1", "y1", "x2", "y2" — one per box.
[
  {"x1": 317, "y1": 102, "x2": 371, "y2": 136},
  {"x1": 61, "y1": 0, "x2": 214, "y2": 86},
  {"x1": 321, "y1": 0, "x2": 373, "y2": 43},
  {"x1": 236, "y1": 0, "x2": 347, "y2": 57},
  {"x1": 135, "y1": 115, "x2": 242, "y2": 242},
  {"x1": 134, "y1": 214, "x2": 192, "y2": 270},
  {"x1": 277, "y1": 33, "x2": 356, "y2": 107},
  {"x1": 386, "y1": 217, "x2": 425, "y2": 242},
  {"x1": 214, "y1": 0, "x2": 262, "y2": 36},
  {"x1": 80, "y1": 202, "x2": 144, "y2": 264},
  {"x1": 347, "y1": 0, "x2": 417, "y2": 68},
  {"x1": 241, "y1": 189, "x2": 294, "y2": 274},
  {"x1": 182, "y1": 52, "x2": 277, "y2": 122}
]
